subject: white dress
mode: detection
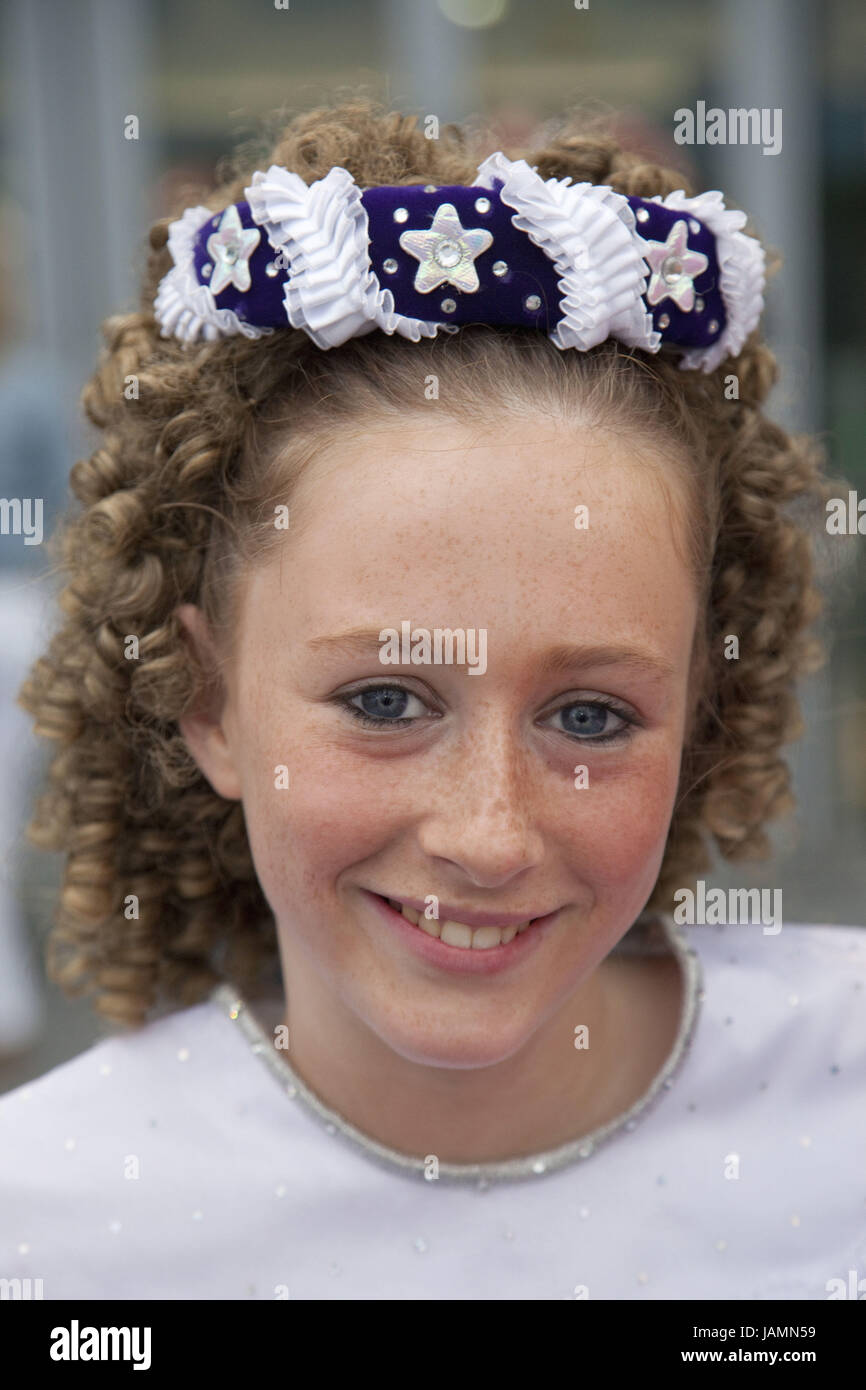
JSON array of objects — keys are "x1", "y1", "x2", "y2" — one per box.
[{"x1": 0, "y1": 920, "x2": 863, "y2": 1301}]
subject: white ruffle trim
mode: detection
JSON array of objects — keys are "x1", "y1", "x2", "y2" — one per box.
[
  {"x1": 476, "y1": 151, "x2": 659, "y2": 355},
  {"x1": 153, "y1": 205, "x2": 273, "y2": 343},
  {"x1": 648, "y1": 189, "x2": 766, "y2": 372},
  {"x1": 245, "y1": 164, "x2": 441, "y2": 349}
]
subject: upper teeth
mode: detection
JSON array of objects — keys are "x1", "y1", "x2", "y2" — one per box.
[{"x1": 389, "y1": 899, "x2": 531, "y2": 949}]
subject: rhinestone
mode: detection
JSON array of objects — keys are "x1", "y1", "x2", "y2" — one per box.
[
  {"x1": 624, "y1": 1119, "x2": 637, "y2": 1132},
  {"x1": 524, "y1": 294, "x2": 542, "y2": 312},
  {"x1": 275, "y1": 1184, "x2": 287, "y2": 1197},
  {"x1": 64, "y1": 1138, "x2": 76, "y2": 1151},
  {"x1": 532, "y1": 1159, "x2": 546, "y2": 1174},
  {"x1": 393, "y1": 207, "x2": 409, "y2": 223},
  {"x1": 265, "y1": 261, "x2": 280, "y2": 277},
  {"x1": 413, "y1": 1237, "x2": 428, "y2": 1253},
  {"x1": 17, "y1": 1243, "x2": 29, "y2": 1255},
  {"x1": 192, "y1": 1209, "x2": 203, "y2": 1221},
  {"x1": 228, "y1": 1001, "x2": 242, "y2": 1019},
  {"x1": 708, "y1": 318, "x2": 719, "y2": 333},
  {"x1": 577, "y1": 1142, "x2": 593, "y2": 1158},
  {"x1": 689, "y1": 218, "x2": 701, "y2": 234},
  {"x1": 695, "y1": 296, "x2": 704, "y2": 312},
  {"x1": 224, "y1": 246, "x2": 238, "y2": 264},
  {"x1": 440, "y1": 297, "x2": 457, "y2": 314},
  {"x1": 474, "y1": 196, "x2": 491, "y2": 214},
  {"x1": 657, "y1": 313, "x2": 671, "y2": 329},
  {"x1": 662, "y1": 255, "x2": 684, "y2": 283},
  {"x1": 382, "y1": 257, "x2": 399, "y2": 274},
  {"x1": 636, "y1": 207, "x2": 650, "y2": 223},
  {"x1": 251, "y1": 1041, "x2": 264, "y2": 1054},
  {"x1": 663, "y1": 1078, "x2": 674, "y2": 1089},
  {"x1": 423, "y1": 184, "x2": 436, "y2": 193},
  {"x1": 109, "y1": 1220, "x2": 122, "y2": 1235},
  {"x1": 433, "y1": 238, "x2": 462, "y2": 269},
  {"x1": 201, "y1": 263, "x2": 212, "y2": 278},
  {"x1": 492, "y1": 259, "x2": 508, "y2": 277},
  {"x1": 177, "y1": 1048, "x2": 190, "y2": 1061},
  {"x1": 286, "y1": 1085, "x2": 297, "y2": 1098}
]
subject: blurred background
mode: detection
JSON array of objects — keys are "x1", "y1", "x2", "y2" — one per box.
[{"x1": 0, "y1": 0, "x2": 863, "y2": 1091}]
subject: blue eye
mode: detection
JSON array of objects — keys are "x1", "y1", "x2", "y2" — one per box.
[
  {"x1": 342, "y1": 685, "x2": 431, "y2": 727},
  {"x1": 553, "y1": 700, "x2": 630, "y2": 741}
]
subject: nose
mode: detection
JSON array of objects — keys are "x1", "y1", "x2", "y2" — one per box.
[{"x1": 415, "y1": 712, "x2": 546, "y2": 889}]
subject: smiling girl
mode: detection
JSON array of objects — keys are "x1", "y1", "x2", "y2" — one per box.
[{"x1": 2, "y1": 101, "x2": 863, "y2": 1301}]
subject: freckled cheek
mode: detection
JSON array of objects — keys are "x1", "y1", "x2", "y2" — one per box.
[{"x1": 564, "y1": 744, "x2": 681, "y2": 893}]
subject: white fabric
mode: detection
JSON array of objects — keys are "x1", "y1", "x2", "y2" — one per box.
[{"x1": 0, "y1": 923, "x2": 863, "y2": 1301}]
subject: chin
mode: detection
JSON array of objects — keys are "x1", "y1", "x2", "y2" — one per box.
[{"x1": 368, "y1": 1009, "x2": 537, "y2": 1071}]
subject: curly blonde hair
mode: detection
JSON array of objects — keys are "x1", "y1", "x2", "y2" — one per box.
[{"x1": 19, "y1": 100, "x2": 829, "y2": 1027}]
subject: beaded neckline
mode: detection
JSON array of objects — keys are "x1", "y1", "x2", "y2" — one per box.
[{"x1": 211, "y1": 914, "x2": 702, "y2": 1185}]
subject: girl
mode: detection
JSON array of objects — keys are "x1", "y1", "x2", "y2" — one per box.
[{"x1": 2, "y1": 101, "x2": 863, "y2": 1301}]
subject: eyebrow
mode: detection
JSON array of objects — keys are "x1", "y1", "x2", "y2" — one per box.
[{"x1": 306, "y1": 628, "x2": 676, "y2": 680}]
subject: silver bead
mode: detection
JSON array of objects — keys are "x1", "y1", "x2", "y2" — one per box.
[
  {"x1": 265, "y1": 260, "x2": 280, "y2": 277},
  {"x1": 657, "y1": 312, "x2": 671, "y2": 329},
  {"x1": 201, "y1": 263, "x2": 212, "y2": 277},
  {"x1": 382, "y1": 257, "x2": 398, "y2": 274},
  {"x1": 393, "y1": 207, "x2": 409, "y2": 223},
  {"x1": 424, "y1": 184, "x2": 437, "y2": 193},
  {"x1": 708, "y1": 319, "x2": 720, "y2": 334},
  {"x1": 636, "y1": 207, "x2": 650, "y2": 223},
  {"x1": 532, "y1": 1159, "x2": 546, "y2": 1174},
  {"x1": 689, "y1": 218, "x2": 701, "y2": 234},
  {"x1": 474, "y1": 196, "x2": 491, "y2": 214},
  {"x1": 492, "y1": 259, "x2": 508, "y2": 277},
  {"x1": 577, "y1": 1142, "x2": 593, "y2": 1158},
  {"x1": 440, "y1": 297, "x2": 457, "y2": 314},
  {"x1": 662, "y1": 255, "x2": 684, "y2": 284},
  {"x1": 433, "y1": 238, "x2": 462, "y2": 269},
  {"x1": 695, "y1": 296, "x2": 704, "y2": 313},
  {"x1": 524, "y1": 294, "x2": 542, "y2": 312}
]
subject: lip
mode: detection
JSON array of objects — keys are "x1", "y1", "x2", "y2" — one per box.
[
  {"x1": 362, "y1": 890, "x2": 562, "y2": 976},
  {"x1": 386, "y1": 896, "x2": 552, "y2": 930}
]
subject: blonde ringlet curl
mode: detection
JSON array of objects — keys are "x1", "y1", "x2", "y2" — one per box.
[{"x1": 19, "y1": 99, "x2": 831, "y2": 1027}]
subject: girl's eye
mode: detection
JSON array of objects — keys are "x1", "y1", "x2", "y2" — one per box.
[
  {"x1": 545, "y1": 699, "x2": 634, "y2": 744},
  {"x1": 341, "y1": 684, "x2": 434, "y2": 728},
  {"x1": 337, "y1": 686, "x2": 635, "y2": 744}
]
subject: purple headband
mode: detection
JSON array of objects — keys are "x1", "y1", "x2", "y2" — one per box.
[{"x1": 154, "y1": 152, "x2": 765, "y2": 373}]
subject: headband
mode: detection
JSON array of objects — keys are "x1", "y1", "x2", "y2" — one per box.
[{"x1": 154, "y1": 151, "x2": 765, "y2": 373}]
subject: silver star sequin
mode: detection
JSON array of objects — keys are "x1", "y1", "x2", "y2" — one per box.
[
  {"x1": 206, "y1": 205, "x2": 261, "y2": 296},
  {"x1": 643, "y1": 219, "x2": 709, "y2": 312},
  {"x1": 399, "y1": 203, "x2": 493, "y2": 294}
]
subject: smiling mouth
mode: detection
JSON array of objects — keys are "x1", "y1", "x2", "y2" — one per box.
[{"x1": 377, "y1": 895, "x2": 547, "y2": 951}]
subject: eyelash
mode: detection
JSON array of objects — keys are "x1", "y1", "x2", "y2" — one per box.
[{"x1": 335, "y1": 683, "x2": 638, "y2": 745}]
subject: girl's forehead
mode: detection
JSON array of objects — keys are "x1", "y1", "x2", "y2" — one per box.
[{"x1": 240, "y1": 417, "x2": 697, "y2": 675}]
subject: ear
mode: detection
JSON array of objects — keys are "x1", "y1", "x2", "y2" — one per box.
[{"x1": 175, "y1": 603, "x2": 243, "y2": 801}]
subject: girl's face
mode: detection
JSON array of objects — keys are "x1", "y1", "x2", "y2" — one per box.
[{"x1": 184, "y1": 412, "x2": 699, "y2": 1069}]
